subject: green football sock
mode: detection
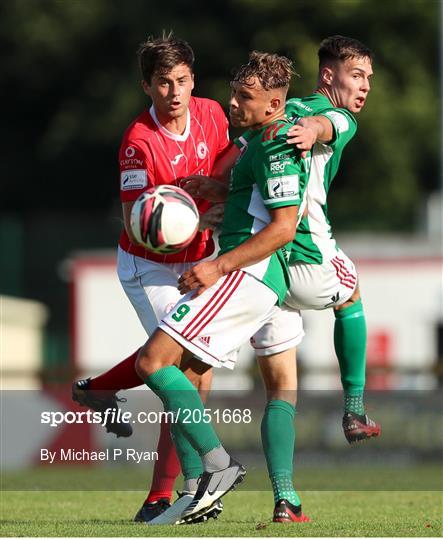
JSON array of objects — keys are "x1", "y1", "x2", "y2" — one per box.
[
  {"x1": 343, "y1": 393, "x2": 365, "y2": 415},
  {"x1": 261, "y1": 399, "x2": 301, "y2": 506},
  {"x1": 145, "y1": 365, "x2": 221, "y2": 456},
  {"x1": 334, "y1": 299, "x2": 367, "y2": 415},
  {"x1": 170, "y1": 422, "x2": 203, "y2": 481},
  {"x1": 271, "y1": 473, "x2": 301, "y2": 506}
]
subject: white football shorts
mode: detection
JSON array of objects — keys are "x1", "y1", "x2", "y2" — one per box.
[
  {"x1": 117, "y1": 247, "x2": 204, "y2": 335},
  {"x1": 159, "y1": 270, "x2": 279, "y2": 369},
  {"x1": 250, "y1": 305, "x2": 304, "y2": 356},
  {"x1": 285, "y1": 248, "x2": 358, "y2": 311}
]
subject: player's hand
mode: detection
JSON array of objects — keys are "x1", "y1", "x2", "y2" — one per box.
[
  {"x1": 199, "y1": 203, "x2": 225, "y2": 231},
  {"x1": 286, "y1": 118, "x2": 317, "y2": 158},
  {"x1": 181, "y1": 175, "x2": 228, "y2": 202},
  {"x1": 178, "y1": 260, "x2": 223, "y2": 297}
]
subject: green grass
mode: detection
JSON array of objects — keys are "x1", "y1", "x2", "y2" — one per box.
[
  {"x1": 2, "y1": 464, "x2": 442, "y2": 491},
  {"x1": 1, "y1": 467, "x2": 442, "y2": 537},
  {"x1": 1, "y1": 490, "x2": 441, "y2": 537}
]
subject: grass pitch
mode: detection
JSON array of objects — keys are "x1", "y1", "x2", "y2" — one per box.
[{"x1": 1, "y1": 467, "x2": 442, "y2": 537}]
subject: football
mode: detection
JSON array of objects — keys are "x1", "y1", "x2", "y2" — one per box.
[{"x1": 130, "y1": 184, "x2": 199, "y2": 254}]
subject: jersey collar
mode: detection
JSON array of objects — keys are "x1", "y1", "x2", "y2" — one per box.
[
  {"x1": 312, "y1": 92, "x2": 334, "y2": 107},
  {"x1": 149, "y1": 105, "x2": 190, "y2": 141}
]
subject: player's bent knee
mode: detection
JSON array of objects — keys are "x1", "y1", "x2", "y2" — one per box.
[
  {"x1": 134, "y1": 344, "x2": 157, "y2": 378},
  {"x1": 134, "y1": 346, "x2": 149, "y2": 379},
  {"x1": 135, "y1": 341, "x2": 179, "y2": 378}
]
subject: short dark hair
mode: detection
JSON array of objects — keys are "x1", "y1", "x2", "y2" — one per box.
[
  {"x1": 137, "y1": 31, "x2": 194, "y2": 83},
  {"x1": 232, "y1": 50, "x2": 294, "y2": 91},
  {"x1": 318, "y1": 35, "x2": 373, "y2": 68}
]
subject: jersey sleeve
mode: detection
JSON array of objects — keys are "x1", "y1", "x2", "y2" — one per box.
[
  {"x1": 319, "y1": 108, "x2": 357, "y2": 151},
  {"x1": 119, "y1": 137, "x2": 155, "y2": 203},
  {"x1": 252, "y1": 125, "x2": 306, "y2": 210},
  {"x1": 210, "y1": 100, "x2": 231, "y2": 157}
]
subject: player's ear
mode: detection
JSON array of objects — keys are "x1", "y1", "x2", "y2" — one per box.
[
  {"x1": 320, "y1": 66, "x2": 334, "y2": 86},
  {"x1": 191, "y1": 72, "x2": 195, "y2": 91},
  {"x1": 141, "y1": 80, "x2": 151, "y2": 97},
  {"x1": 268, "y1": 96, "x2": 281, "y2": 114}
]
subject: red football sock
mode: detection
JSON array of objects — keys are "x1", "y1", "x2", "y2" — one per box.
[
  {"x1": 88, "y1": 349, "x2": 142, "y2": 392},
  {"x1": 145, "y1": 419, "x2": 181, "y2": 503}
]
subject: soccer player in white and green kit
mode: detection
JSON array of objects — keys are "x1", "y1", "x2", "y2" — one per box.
[
  {"x1": 185, "y1": 36, "x2": 380, "y2": 523},
  {"x1": 237, "y1": 36, "x2": 380, "y2": 443},
  {"x1": 212, "y1": 36, "x2": 381, "y2": 443},
  {"x1": 134, "y1": 51, "x2": 311, "y2": 523},
  {"x1": 282, "y1": 35, "x2": 381, "y2": 442}
]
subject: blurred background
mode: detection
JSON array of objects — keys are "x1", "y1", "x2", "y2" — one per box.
[{"x1": 1, "y1": 0, "x2": 442, "y2": 480}]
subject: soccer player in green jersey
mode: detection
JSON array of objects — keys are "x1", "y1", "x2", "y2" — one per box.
[
  {"x1": 277, "y1": 35, "x2": 380, "y2": 442},
  {"x1": 191, "y1": 36, "x2": 380, "y2": 444},
  {"x1": 185, "y1": 36, "x2": 380, "y2": 523},
  {"x1": 134, "y1": 51, "x2": 311, "y2": 524}
]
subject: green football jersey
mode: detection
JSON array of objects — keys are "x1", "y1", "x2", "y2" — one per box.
[
  {"x1": 219, "y1": 118, "x2": 310, "y2": 305},
  {"x1": 285, "y1": 93, "x2": 357, "y2": 264}
]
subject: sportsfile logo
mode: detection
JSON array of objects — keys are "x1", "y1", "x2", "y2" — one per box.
[{"x1": 40, "y1": 408, "x2": 252, "y2": 427}]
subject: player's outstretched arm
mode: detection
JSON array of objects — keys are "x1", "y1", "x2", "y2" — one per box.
[
  {"x1": 286, "y1": 116, "x2": 333, "y2": 157},
  {"x1": 178, "y1": 204, "x2": 298, "y2": 296}
]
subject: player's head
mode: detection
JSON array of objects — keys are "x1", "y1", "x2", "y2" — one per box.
[
  {"x1": 138, "y1": 31, "x2": 195, "y2": 121},
  {"x1": 229, "y1": 51, "x2": 293, "y2": 129},
  {"x1": 317, "y1": 35, "x2": 373, "y2": 113}
]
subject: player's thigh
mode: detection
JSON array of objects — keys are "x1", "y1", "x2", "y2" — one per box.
[
  {"x1": 251, "y1": 304, "x2": 304, "y2": 356},
  {"x1": 160, "y1": 270, "x2": 278, "y2": 370},
  {"x1": 285, "y1": 250, "x2": 358, "y2": 310},
  {"x1": 117, "y1": 247, "x2": 190, "y2": 334}
]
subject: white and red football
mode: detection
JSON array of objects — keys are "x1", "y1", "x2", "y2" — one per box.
[{"x1": 130, "y1": 185, "x2": 199, "y2": 254}]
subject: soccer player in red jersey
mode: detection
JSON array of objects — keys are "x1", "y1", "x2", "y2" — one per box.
[{"x1": 72, "y1": 33, "x2": 230, "y2": 522}]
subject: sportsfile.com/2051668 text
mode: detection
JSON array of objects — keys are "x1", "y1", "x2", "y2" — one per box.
[{"x1": 40, "y1": 408, "x2": 252, "y2": 428}]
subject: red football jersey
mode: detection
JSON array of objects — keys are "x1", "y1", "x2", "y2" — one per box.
[{"x1": 119, "y1": 96, "x2": 230, "y2": 263}]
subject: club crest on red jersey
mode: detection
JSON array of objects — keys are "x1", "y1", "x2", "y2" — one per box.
[{"x1": 197, "y1": 142, "x2": 208, "y2": 159}]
